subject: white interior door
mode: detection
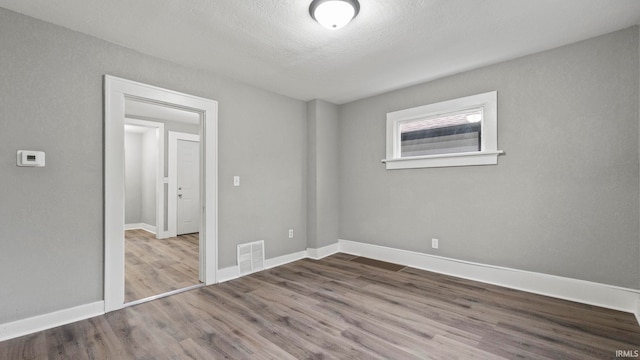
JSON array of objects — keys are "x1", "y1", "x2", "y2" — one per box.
[{"x1": 177, "y1": 139, "x2": 200, "y2": 235}]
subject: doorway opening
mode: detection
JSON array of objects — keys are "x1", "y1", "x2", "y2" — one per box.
[
  {"x1": 105, "y1": 76, "x2": 218, "y2": 312},
  {"x1": 123, "y1": 115, "x2": 202, "y2": 303}
]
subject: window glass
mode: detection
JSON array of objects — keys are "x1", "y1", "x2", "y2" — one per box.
[{"x1": 399, "y1": 107, "x2": 483, "y2": 157}]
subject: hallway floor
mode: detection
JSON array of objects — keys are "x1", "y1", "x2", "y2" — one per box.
[{"x1": 125, "y1": 229, "x2": 199, "y2": 303}]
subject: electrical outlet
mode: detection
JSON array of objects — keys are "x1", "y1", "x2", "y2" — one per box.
[
  {"x1": 432, "y1": 238, "x2": 439, "y2": 249},
  {"x1": 233, "y1": 176, "x2": 240, "y2": 186},
  {"x1": 288, "y1": 229, "x2": 294, "y2": 238}
]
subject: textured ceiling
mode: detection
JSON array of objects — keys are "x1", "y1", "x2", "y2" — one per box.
[{"x1": 2, "y1": 0, "x2": 640, "y2": 104}]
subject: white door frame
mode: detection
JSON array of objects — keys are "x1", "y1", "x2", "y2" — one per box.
[
  {"x1": 104, "y1": 75, "x2": 218, "y2": 312},
  {"x1": 124, "y1": 118, "x2": 167, "y2": 239},
  {"x1": 168, "y1": 131, "x2": 200, "y2": 238}
]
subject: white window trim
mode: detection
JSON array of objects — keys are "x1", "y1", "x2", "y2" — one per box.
[{"x1": 382, "y1": 91, "x2": 503, "y2": 169}]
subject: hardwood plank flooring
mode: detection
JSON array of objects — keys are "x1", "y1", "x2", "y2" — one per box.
[
  {"x1": 350, "y1": 256, "x2": 407, "y2": 272},
  {"x1": 2, "y1": 253, "x2": 639, "y2": 359},
  {"x1": 125, "y1": 229, "x2": 200, "y2": 303}
]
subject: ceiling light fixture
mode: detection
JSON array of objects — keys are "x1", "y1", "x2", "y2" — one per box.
[{"x1": 309, "y1": 0, "x2": 360, "y2": 30}]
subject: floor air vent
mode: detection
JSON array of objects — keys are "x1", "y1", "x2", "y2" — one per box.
[{"x1": 237, "y1": 240, "x2": 265, "y2": 275}]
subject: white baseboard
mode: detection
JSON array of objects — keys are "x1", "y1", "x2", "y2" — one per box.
[
  {"x1": 217, "y1": 265, "x2": 240, "y2": 283},
  {"x1": 124, "y1": 223, "x2": 139, "y2": 231},
  {"x1": 0, "y1": 301, "x2": 104, "y2": 342},
  {"x1": 339, "y1": 239, "x2": 640, "y2": 315},
  {"x1": 307, "y1": 243, "x2": 340, "y2": 260},
  {"x1": 217, "y1": 250, "x2": 308, "y2": 283},
  {"x1": 265, "y1": 250, "x2": 307, "y2": 269},
  {"x1": 124, "y1": 223, "x2": 156, "y2": 234},
  {"x1": 220, "y1": 240, "x2": 640, "y2": 315},
  {"x1": 217, "y1": 245, "x2": 338, "y2": 283},
  {"x1": 6, "y1": 239, "x2": 638, "y2": 343},
  {"x1": 141, "y1": 223, "x2": 156, "y2": 234}
]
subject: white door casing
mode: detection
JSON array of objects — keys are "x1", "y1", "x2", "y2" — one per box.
[{"x1": 104, "y1": 75, "x2": 218, "y2": 312}]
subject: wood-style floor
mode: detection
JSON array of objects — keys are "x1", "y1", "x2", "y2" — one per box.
[
  {"x1": 125, "y1": 229, "x2": 200, "y2": 303},
  {"x1": 2, "y1": 253, "x2": 639, "y2": 359}
]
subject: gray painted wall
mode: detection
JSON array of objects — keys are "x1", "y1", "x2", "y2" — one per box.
[
  {"x1": 124, "y1": 127, "x2": 158, "y2": 227},
  {"x1": 339, "y1": 27, "x2": 640, "y2": 289},
  {"x1": 124, "y1": 131, "x2": 143, "y2": 224},
  {"x1": 307, "y1": 100, "x2": 340, "y2": 249},
  {"x1": 140, "y1": 129, "x2": 157, "y2": 227},
  {"x1": 0, "y1": 8, "x2": 307, "y2": 324}
]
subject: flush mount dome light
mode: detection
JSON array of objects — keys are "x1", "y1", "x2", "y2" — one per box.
[{"x1": 309, "y1": 0, "x2": 360, "y2": 30}]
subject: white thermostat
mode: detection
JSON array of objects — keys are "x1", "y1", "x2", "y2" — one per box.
[{"x1": 17, "y1": 150, "x2": 45, "y2": 167}]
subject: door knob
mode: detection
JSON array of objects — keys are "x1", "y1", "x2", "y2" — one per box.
[{"x1": 178, "y1": 194, "x2": 183, "y2": 199}]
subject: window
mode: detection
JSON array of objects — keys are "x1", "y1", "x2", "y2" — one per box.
[{"x1": 383, "y1": 91, "x2": 503, "y2": 169}]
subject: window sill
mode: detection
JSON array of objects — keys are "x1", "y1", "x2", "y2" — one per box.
[{"x1": 382, "y1": 150, "x2": 504, "y2": 170}]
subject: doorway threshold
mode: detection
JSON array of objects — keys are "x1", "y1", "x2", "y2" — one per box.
[{"x1": 123, "y1": 283, "x2": 205, "y2": 308}]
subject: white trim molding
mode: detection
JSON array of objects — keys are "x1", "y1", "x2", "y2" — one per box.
[
  {"x1": 217, "y1": 265, "x2": 240, "y2": 283},
  {"x1": 307, "y1": 243, "x2": 340, "y2": 260},
  {"x1": 219, "y1": 250, "x2": 309, "y2": 283},
  {"x1": 384, "y1": 91, "x2": 503, "y2": 169},
  {"x1": 104, "y1": 75, "x2": 218, "y2": 313},
  {"x1": 4, "y1": 239, "x2": 640, "y2": 342},
  {"x1": 0, "y1": 301, "x2": 104, "y2": 342},
  {"x1": 218, "y1": 245, "x2": 337, "y2": 283},
  {"x1": 221, "y1": 239, "x2": 640, "y2": 316},
  {"x1": 265, "y1": 250, "x2": 307, "y2": 269},
  {"x1": 339, "y1": 239, "x2": 640, "y2": 315},
  {"x1": 124, "y1": 223, "x2": 156, "y2": 234},
  {"x1": 382, "y1": 150, "x2": 503, "y2": 169}
]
